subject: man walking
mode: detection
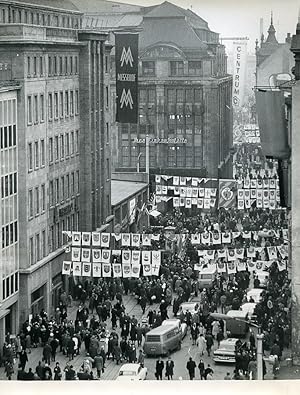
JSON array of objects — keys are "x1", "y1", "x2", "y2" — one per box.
[
  {"x1": 186, "y1": 357, "x2": 196, "y2": 380},
  {"x1": 155, "y1": 357, "x2": 164, "y2": 380},
  {"x1": 165, "y1": 356, "x2": 174, "y2": 380}
]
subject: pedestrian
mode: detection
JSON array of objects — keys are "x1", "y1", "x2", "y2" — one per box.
[
  {"x1": 137, "y1": 349, "x2": 145, "y2": 367},
  {"x1": 54, "y1": 362, "x2": 62, "y2": 380},
  {"x1": 198, "y1": 359, "x2": 205, "y2": 380},
  {"x1": 43, "y1": 363, "x2": 52, "y2": 380},
  {"x1": 50, "y1": 337, "x2": 59, "y2": 362},
  {"x1": 19, "y1": 348, "x2": 28, "y2": 370},
  {"x1": 94, "y1": 354, "x2": 104, "y2": 379},
  {"x1": 5, "y1": 361, "x2": 14, "y2": 380},
  {"x1": 204, "y1": 364, "x2": 214, "y2": 380},
  {"x1": 165, "y1": 356, "x2": 174, "y2": 380},
  {"x1": 196, "y1": 334, "x2": 206, "y2": 356},
  {"x1": 224, "y1": 372, "x2": 231, "y2": 380},
  {"x1": 42, "y1": 343, "x2": 52, "y2": 365},
  {"x1": 35, "y1": 361, "x2": 44, "y2": 379},
  {"x1": 190, "y1": 323, "x2": 199, "y2": 345},
  {"x1": 26, "y1": 367, "x2": 35, "y2": 380},
  {"x1": 155, "y1": 357, "x2": 164, "y2": 380},
  {"x1": 205, "y1": 332, "x2": 214, "y2": 357},
  {"x1": 186, "y1": 357, "x2": 196, "y2": 380}
]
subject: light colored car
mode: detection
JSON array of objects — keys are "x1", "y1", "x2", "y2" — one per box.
[
  {"x1": 247, "y1": 288, "x2": 264, "y2": 304},
  {"x1": 241, "y1": 303, "x2": 257, "y2": 319},
  {"x1": 116, "y1": 363, "x2": 148, "y2": 381},
  {"x1": 256, "y1": 271, "x2": 269, "y2": 288},
  {"x1": 162, "y1": 318, "x2": 188, "y2": 339},
  {"x1": 198, "y1": 267, "x2": 216, "y2": 289},
  {"x1": 213, "y1": 338, "x2": 238, "y2": 364},
  {"x1": 177, "y1": 301, "x2": 200, "y2": 316}
]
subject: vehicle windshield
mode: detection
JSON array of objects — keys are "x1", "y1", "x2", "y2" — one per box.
[
  {"x1": 219, "y1": 342, "x2": 235, "y2": 350},
  {"x1": 119, "y1": 370, "x2": 136, "y2": 376}
]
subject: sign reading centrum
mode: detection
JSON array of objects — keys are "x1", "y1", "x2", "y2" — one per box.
[{"x1": 133, "y1": 137, "x2": 187, "y2": 144}]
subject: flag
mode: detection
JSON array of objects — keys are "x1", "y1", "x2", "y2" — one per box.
[
  {"x1": 92, "y1": 232, "x2": 101, "y2": 247},
  {"x1": 217, "y1": 260, "x2": 226, "y2": 273},
  {"x1": 267, "y1": 246, "x2": 278, "y2": 260},
  {"x1": 142, "y1": 234, "x2": 151, "y2": 246},
  {"x1": 237, "y1": 199, "x2": 244, "y2": 210},
  {"x1": 101, "y1": 233, "x2": 110, "y2": 248},
  {"x1": 180, "y1": 176, "x2": 186, "y2": 185},
  {"x1": 235, "y1": 248, "x2": 245, "y2": 259},
  {"x1": 204, "y1": 250, "x2": 215, "y2": 260},
  {"x1": 112, "y1": 263, "x2": 122, "y2": 278},
  {"x1": 122, "y1": 250, "x2": 131, "y2": 265},
  {"x1": 173, "y1": 197, "x2": 180, "y2": 207},
  {"x1": 217, "y1": 249, "x2": 226, "y2": 259},
  {"x1": 81, "y1": 232, "x2": 91, "y2": 246},
  {"x1": 201, "y1": 232, "x2": 211, "y2": 245},
  {"x1": 131, "y1": 234, "x2": 140, "y2": 247},
  {"x1": 142, "y1": 251, "x2": 151, "y2": 265},
  {"x1": 151, "y1": 251, "x2": 161, "y2": 266},
  {"x1": 102, "y1": 263, "x2": 112, "y2": 277},
  {"x1": 113, "y1": 232, "x2": 122, "y2": 241},
  {"x1": 236, "y1": 260, "x2": 246, "y2": 271},
  {"x1": 227, "y1": 261, "x2": 237, "y2": 274},
  {"x1": 227, "y1": 249, "x2": 236, "y2": 261},
  {"x1": 222, "y1": 232, "x2": 231, "y2": 244},
  {"x1": 121, "y1": 233, "x2": 130, "y2": 247},
  {"x1": 82, "y1": 262, "x2": 92, "y2": 277},
  {"x1": 72, "y1": 262, "x2": 82, "y2": 276},
  {"x1": 142, "y1": 263, "x2": 152, "y2": 276},
  {"x1": 72, "y1": 232, "x2": 81, "y2": 246},
  {"x1": 247, "y1": 259, "x2": 256, "y2": 272},
  {"x1": 152, "y1": 261, "x2": 160, "y2": 276},
  {"x1": 218, "y1": 179, "x2": 237, "y2": 209},
  {"x1": 93, "y1": 263, "x2": 102, "y2": 277},
  {"x1": 204, "y1": 199, "x2": 210, "y2": 209},
  {"x1": 101, "y1": 249, "x2": 111, "y2": 264},
  {"x1": 71, "y1": 247, "x2": 81, "y2": 262},
  {"x1": 62, "y1": 261, "x2": 71, "y2": 275},
  {"x1": 81, "y1": 248, "x2": 91, "y2": 263},
  {"x1": 191, "y1": 177, "x2": 198, "y2": 186},
  {"x1": 277, "y1": 259, "x2": 287, "y2": 272},
  {"x1": 185, "y1": 198, "x2": 192, "y2": 208},
  {"x1": 247, "y1": 246, "x2": 256, "y2": 258},
  {"x1": 131, "y1": 263, "x2": 141, "y2": 278},
  {"x1": 242, "y1": 231, "x2": 251, "y2": 239},
  {"x1": 191, "y1": 234, "x2": 200, "y2": 245},
  {"x1": 232, "y1": 232, "x2": 241, "y2": 239},
  {"x1": 91, "y1": 249, "x2": 101, "y2": 263},
  {"x1": 197, "y1": 198, "x2": 204, "y2": 208},
  {"x1": 255, "y1": 261, "x2": 265, "y2": 272},
  {"x1": 212, "y1": 232, "x2": 221, "y2": 245},
  {"x1": 151, "y1": 234, "x2": 160, "y2": 241},
  {"x1": 155, "y1": 175, "x2": 161, "y2": 183},
  {"x1": 131, "y1": 250, "x2": 141, "y2": 265},
  {"x1": 277, "y1": 244, "x2": 288, "y2": 259},
  {"x1": 173, "y1": 176, "x2": 179, "y2": 185}
]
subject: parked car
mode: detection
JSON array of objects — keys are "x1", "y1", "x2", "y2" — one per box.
[
  {"x1": 226, "y1": 310, "x2": 249, "y2": 337},
  {"x1": 198, "y1": 267, "x2": 216, "y2": 290},
  {"x1": 213, "y1": 338, "x2": 238, "y2": 364},
  {"x1": 143, "y1": 324, "x2": 182, "y2": 356},
  {"x1": 177, "y1": 301, "x2": 200, "y2": 317},
  {"x1": 162, "y1": 318, "x2": 187, "y2": 339},
  {"x1": 116, "y1": 364, "x2": 147, "y2": 381},
  {"x1": 256, "y1": 271, "x2": 269, "y2": 288},
  {"x1": 241, "y1": 303, "x2": 257, "y2": 320},
  {"x1": 247, "y1": 288, "x2": 264, "y2": 304}
]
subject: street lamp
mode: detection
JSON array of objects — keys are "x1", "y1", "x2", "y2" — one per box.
[{"x1": 210, "y1": 312, "x2": 264, "y2": 380}]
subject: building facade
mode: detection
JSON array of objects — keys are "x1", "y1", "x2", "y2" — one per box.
[
  {"x1": 0, "y1": 0, "x2": 112, "y2": 325},
  {"x1": 256, "y1": 15, "x2": 294, "y2": 87},
  {"x1": 0, "y1": 84, "x2": 20, "y2": 348}
]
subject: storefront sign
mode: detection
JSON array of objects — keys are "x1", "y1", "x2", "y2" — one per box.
[{"x1": 232, "y1": 41, "x2": 247, "y2": 107}]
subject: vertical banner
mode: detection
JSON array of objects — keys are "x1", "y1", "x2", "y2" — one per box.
[
  {"x1": 218, "y1": 180, "x2": 237, "y2": 209},
  {"x1": 115, "y1": 33, "x2": 139, "y2": 123},
  {"x1": 232, "y1": 41, "x2": 247, "y2": 107}
]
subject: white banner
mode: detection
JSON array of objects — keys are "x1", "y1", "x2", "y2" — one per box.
[
  {"x1": 122, "y1": 250, "x2": 131, "y2": 265},
  {"x1": 62, "y1": 261, "x2": 72, "y2": 275},
  {"x1": 72, "y1": 247, "x2": 81, "y2": 262},
  {"x1": 131, "y1": 263, "x2": 141, "y2": 278},
  {"x1": 101, "y1": 233, "x2": 110, "y2": 248},
  {"x1": 92, "y1": 249, "x2": 102, "y2": 263},
  {"x1": 131, "y1": 250, "x2": 141, "y2": 265},
  {"x1": 131, "y1": 234, "x2": 141, "y2": 247},
  {"x1": 93, "y1": 263, "x2": 102, "y2": 277},
  {"x1": 122, "y1": 264, "x2": 132, "y2": 278},
  {"x1": 102, "y1": 263, "x2": 112, "y2": 277},
  {"x1": 232, "y1": 41, "x2": 247, "y2": 107},
  {"x1": 72, "y1": 262, "x2": 82, "y2": 276},
  {"x1": 92, "y1": 232, "x2": 101, "y2": 247},
  {"x1": 101, "y1": 249, "x2": 111, "y2": 264},
  {"x1": 112, "y1": 263, "x2": 122, "y2": 278},
  {"x1": 121, "y1": 233, "x2": 131, "y2": 247},
  {"x1": 72, "y1": 232, "x2": 81, "y2": 246},
  {"x1": 82, "y1": 232, "x2": 91, "y2": 246},
  {"x1": 81, "y1": 248, "x2": 91, "y2": 262},
  {"x1": 82, "y1": 262, "x2": 92, "y2": 277}
]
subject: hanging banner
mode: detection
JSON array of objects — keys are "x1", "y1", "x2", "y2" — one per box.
[
  {"x1": 217, "y1": 260, "x2": 227, "y2": 273},
  {"x1": 81, "y1": 248, "x2": 91, "y2": 262},
  {"x1": 92, "y1": 249, "x2": 102, "y2": 263},
  {"x1": 218, "y1": 180, "x2": 237, "y2": 209},
  {"x1": 142, "y1": 234, "x2": 152, "y2": 246},
  {"x1": 122, "y1": 250, "x2": 131, "y2": 265},
  {"x1": 131, "y1": 234, "x2": 141, "y2": 247},
  {"x1": 122, "y1": 264, "x2": 132, "y2": 278},
  {"x1": 62, "y1": 261, "x2": 72, "y2": 275},
  {"x1": 217, "y1": 249, "x2": 226, "y2": 259},
  {"x1": 131, "y1": 263, "x2": 141, "y2": 278},
  {"x1": 112, "y1": 263, "x2": 122, "y2": 278},
  {"x1": 247, "y1": 259, "x2": 256, "y2": 272},
  {"x1": 129, "y1": 198, "x2": 136, "y2": 225},
  {"x1": 131, "y1": 250, "x2": 141, "y2": 265},
  {"x1": 212, "y1": 232, "x2": 221, "y2": 245},
  {"x1": 232, "y1": 41, "x2": 247, "y2": 107},
  {"x1": 72, "y1": 232, "x2": 81, "y2": 246},
  {"x1": 72, "y1": 262, "x2": 82, "y2": 276},
  {"x1": 82, "y1": 232, "x2": 91, "y2": 246},
  {"x1": 102, "y1": 263, "x2": 112, "y2": 278},
  {"x1": 236, "y1": 260, "x2": 246, "y2": 271},
  {"x1": 92, "y1": 263, "x2": 102, "y2": 277},
  {"x1": 151, "y1": 251, "x2": 161, "y2": 266},
  {"x1": 82, "y1": 262, "x2": 92, "y2": 277},
  {"x1": 121, "y1": 233, "x2": 131, "y2": 247},
  {"x1": 142, "y1": 263, "x2": 152, "y2": 276},
  {"x1": 92, "y1": 232, "x2": 101, "y2": 247},
  {"x1": 101, "y1": 249, "x2": 111, "y2": 264},
  {"x1": 72, "y1": 247, "x2": 81, "y2": 262},
  {"x1": 227, "y1": 249, "x2": 236, "y2": 262},
  {"x1": 115, "y1": 33, "x2": 139, "y2": 124},
  {"x1": 142, "y1": 250, "x2": 151, "y2": 265},
  {"x1": 227, "y1": 261, "x2": 237, "y2": 274},
  {"x1": 101, "y1": 233, "x2": 110, "y2": 248}
]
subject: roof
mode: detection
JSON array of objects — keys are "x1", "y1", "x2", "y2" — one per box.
[
  {"x1": 143, "y1": 1, "x2": 186, "y2": 19},
  {"x1": 227, "y1": 310, "x2": 248, "y2": 318},
  {"x1": 71, "y1": 0, "x2": 142, "y2": 13},
  {"x1": 119, "y1": 363, "x2": 140, "y2": 372},
  {"x1": 146, "y1": 324, "x2": 175, "y2": 334},
  {"x1": 11, "y1": 0, "x2": 80, "y2": 12},
  {"x1": 111, "y1": 180, "x2": 148, "y2": 206}
]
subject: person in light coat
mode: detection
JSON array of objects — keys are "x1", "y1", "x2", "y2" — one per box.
[
  {"x1": 196, "y1": 334, "x2": 207, "y2": 356},
  {"x1": 212, "y1": 321, "x2": 220, "y2": 340}
]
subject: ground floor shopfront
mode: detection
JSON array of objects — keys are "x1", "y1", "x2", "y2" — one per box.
[
  {"x1": 18, "y1": 249, "x2": 67, "y2": 326},
  {"x1": 0, "y1": 293, "x2": 19, "y2": 351}
]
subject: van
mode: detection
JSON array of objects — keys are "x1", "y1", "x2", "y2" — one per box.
[
  {"x1": 198, "y1": 267, "x2": 216, "y2": 290},
  {"x1": 226, "y1": 310, "x2": 249, "y2": 337},
  {"x1": 143, "y1": 324, "x2": 182, "y2": 356}
]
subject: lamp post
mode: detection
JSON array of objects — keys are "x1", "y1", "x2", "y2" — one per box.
[{"x1": 210, "y1": 312, "x2": 264, "y2": 380}]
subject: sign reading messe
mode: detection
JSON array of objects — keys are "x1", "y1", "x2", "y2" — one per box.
[{"x1": 115, "y1": 33, "x2": 139, "y2": 124}]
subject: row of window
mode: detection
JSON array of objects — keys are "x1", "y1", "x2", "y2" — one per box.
[
  {"x1": 1, "y1": 7, "x2": 80, "y2": 29},
  {"x1": 1, "y1": 221, "x2": 18, "y2": 248},
  {"x1": 28, "y1": 140, "x2": 45, "y2": 171},
  {"x1": 141, "y1": 61, "x2": 204, "y2": 77},
  {"x1": 49, "y1": 130, "x2": 79, "y2": 164},
  {"x1": 49, "y1": 213, "x2": 79, "y2": 255},
  {"x1": 27, "y1": 55, "x2": 78, "y2": 78},
  {"x1": 138, "y1": 88, "x2": 203, "y2": 104},
  {"x1": 0, "y1": 125, "x2": 17, "y2": 149},
  {"x1": 28, "y1": 184, "x2": 46, "y2": 219},
  {"x1": 1, "y1": 172, "x2": 17, "y2": 198},
  {"x1": 2, "y1": 272, "x2": 19, "y2": 302},
  {"x1": 29, "y1": 229, "x2": 47, "y2": 266},
  {"x1": 49, "y1": 171, "x2": 80, "y2": 208}
]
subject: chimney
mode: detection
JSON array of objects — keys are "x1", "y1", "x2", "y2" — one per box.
[{"x1": 286, "y1": 33, "x2": 291, "y2": 43}]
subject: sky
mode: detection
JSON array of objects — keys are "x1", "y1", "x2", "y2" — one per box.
[{"x1": 113, "y1": 0, "x2": 299, "y2": 53}]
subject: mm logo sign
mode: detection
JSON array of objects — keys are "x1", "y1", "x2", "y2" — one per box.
[
  {"x1": 120, "y1": 47, "x2": 134, "y2": 67},
  {"x1": 115, "y1": 33, "x2": 138, "y2": 124},
  {"x1": 120, "y1": 89, "x2": 133, "y2": 109}
]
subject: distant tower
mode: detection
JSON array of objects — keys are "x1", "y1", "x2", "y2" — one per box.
[
  {"x1": 259, "y1": 18, "x2": 264, "y2": 39},
  {"x1": 266, "y1": 11, "x2": 278, "y2": 44}
]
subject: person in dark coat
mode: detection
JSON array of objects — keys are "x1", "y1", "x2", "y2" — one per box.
[
  {"x1": 94, "y1": 354, "x2": 104, "y2": 378},
  {"x1": 54, "y1": 362, "x2": 62, "y2": 380},
  {"x1": 50, "y1": 337, "x2": 59, "y2": 362},
  {"x1": 165, "y1": 357, "x2": 175, "y2": 380},
  {"x1": 35, "y1": 361, "x2": 43, "y2": 379},
  {"x1": 205, "y1": 333, "x2": 214, "y2": 357},
  {"x1": 155, "y1": 357, "x2": 164, "y2": 380},
  {"x1": 17, "y1": 367, "x2": 27, "y2": 380},
  {"x1": 19, "y1": 349, "x2": 28, "y2": 370},
  {"x1": 67, "y1": 337, "x2": 75, "y2": 361},
  {"x1": 43, "y1": 363, "x2": 52, "y2": 380},
  {"x1": 42, "y1": 343, "x2": 52, "y2": 365},
  {"x1": 204, "y1": 364, "x2": 214, "y2": 380},
  {"x1": 186, "y1": 357, "x2": 196, "y2": 380},
  {"x1": 136, "y1": 324, "x2": 143, "y2": 347},
  {"x1": 26, "y1": 368, "x2": 35, "y2": 380},
  {"x1": 198, "y1": 359, "x2": 205, "y2": 380}
]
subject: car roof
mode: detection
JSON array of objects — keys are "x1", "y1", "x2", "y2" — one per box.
[
  {"x1": 120, "y1": 364, "x2": 140, "y2": 372},
  {"x1": 220, "y1": 338, "x2": 239, "y2": 345},
  {"x1": 227, "y1": 310, "x2": 248, "y2": 318},
  {"x1": 146, "y1": 324, "x2": 175, "y2": 334}
]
